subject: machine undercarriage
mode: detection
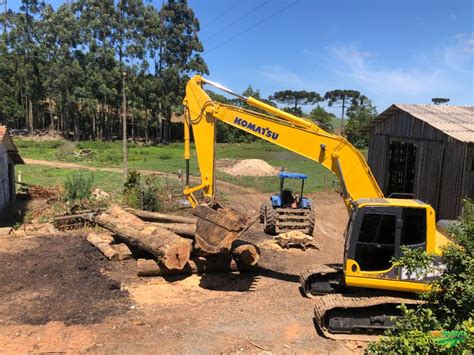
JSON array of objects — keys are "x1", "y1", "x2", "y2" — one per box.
[{"x1": 299, "y1": 264, "x2": 422, "y2": 340}]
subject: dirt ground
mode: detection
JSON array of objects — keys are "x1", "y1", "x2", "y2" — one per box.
[{"x1": 0, "y1": 191, "x2": 365, "y2": 353}]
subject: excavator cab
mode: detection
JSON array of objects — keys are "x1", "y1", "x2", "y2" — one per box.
[
  {"x1": 260, "y1": 172, "x2": 315, "y2": 235},
  {"x1": 342, "y1": 199, "x2": 447, "y2": 292},
  {"x1": 303, "y1": 198, "x2": 448, "y2": 297}
]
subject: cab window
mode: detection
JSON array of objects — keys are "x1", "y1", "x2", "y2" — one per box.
[
  {"x1": 355, "y1": 213, "x2": 396, "y2": 271},
  {"x1": 401, "y1": 208, "x2": 426, "y2": 246},
  {"x1": 359, "y1": 213, "x2": 396, "y2": 244}
]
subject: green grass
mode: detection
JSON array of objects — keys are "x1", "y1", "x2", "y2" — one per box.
[
  {"x1": 15, "y1": 139, "x2": 342, "y2": 193},
  {"x1": 16, "y1": 165, "x2": 125, "y2": 196}
]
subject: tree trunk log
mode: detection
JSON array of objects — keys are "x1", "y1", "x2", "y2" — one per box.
[
  {"x1": 95, "y1": 205, "x2": 191, "y2": 270},
  {"x1": 137, "y1": 256, "x2": 257, "y2": 277},
  {"x1": 114, "y1": 243, "x2": 133, "y2": 261},
  {"x1": 151, "y1": 222, "x2": 196, "y2": 238},
  {"x1": 231, "y1": 240, "x2": 261, "y2": 266},
  {"x1": 86, "y1": 232, "x2": 118, "y2": 261},
  {"x1": 127, "y1": 208, "x2": 196, "y2": 224}
]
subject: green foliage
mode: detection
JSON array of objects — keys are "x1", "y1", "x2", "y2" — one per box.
[
  {"x1": 309, "y1": 105, "x2": 336, "y2": 130},
  {"x1": 124, "y1": 170, "x2": 142, "y2": 192},
  {"x1": 269, "y1": 90, "x2": 322, "y2": 115},
  {"x1": 392, "y1": 246, "x2": 436, "y2": 279},
  {"x1": 368, "y1": 305, "x2": 444, "y2": 354},
  {"x1": 324, "y1": 89, "x2": 361, "y2": 108},
  {"x1": 123, "y1": 170, "x2": 161, "y2": 212},
  {"x1": 0, "y1": 0, "x2": 207, "y2": 142},
  {"x1": 369, "y1": 200, "x2": 474, "y2": 353},
  {"x1": 324, "y1": 89, "x2": 363, "y2": 133},
  {"x1": 282, "y1": 106, "x2": 304, "y2": 116},
  {"x1": 63, "y1": 172, "x2": 94, "y2": 202},
  {"x1": 345, "y1": 98, "x2": 377, "y2": 147}
]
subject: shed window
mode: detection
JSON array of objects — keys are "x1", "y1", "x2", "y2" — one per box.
[{"x1": 387, "y1": 141, "x2": 417, "y2": 195}]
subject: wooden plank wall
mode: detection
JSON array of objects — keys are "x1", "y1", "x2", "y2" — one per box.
[{"x1": 367, "y1": 109, "x2": 469, "y2": 220}]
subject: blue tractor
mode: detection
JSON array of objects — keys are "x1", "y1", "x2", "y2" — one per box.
[{"x1": 259, "y1": 172, "x2": 315, "y2": 235}]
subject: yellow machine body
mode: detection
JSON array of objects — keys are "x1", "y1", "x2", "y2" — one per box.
[
  {"x1": 183, "y1": 75, "x2": 451, "y2": 294},
  {"x1": 344, "y1": 199, "x2": 450, "y2": 293}
]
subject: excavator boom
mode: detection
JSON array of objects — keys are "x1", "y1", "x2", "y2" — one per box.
[{"x1": 183, "y1": 75, "x2": 383, "y2": 208}]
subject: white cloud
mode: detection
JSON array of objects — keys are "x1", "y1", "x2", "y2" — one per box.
[
  {"x1": 257, "y1": 64, "x2": 317, "y2": 90},
  {"x1": 443, "y1": 33, "x2": 474, "y2": 74},
  {"x1": 257, "y1": 35, "x2": 473, "y2": 108},
  {"x1": 326, "y1": 44, "x2": 445, "y2": 97}
]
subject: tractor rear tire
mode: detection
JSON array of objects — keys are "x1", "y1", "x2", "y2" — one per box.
[
  {"x1": 264, "y1": 204, "x2": 277, "y2": 235},
  {"x1": 308, "y1": 208, "x2": 316, "y2": 236},
  {"x1": 259, "y1": 201, "x2": 271, "y2": 223}
]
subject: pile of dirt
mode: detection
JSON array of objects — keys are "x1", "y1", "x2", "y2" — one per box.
[{"x1": 218, "y1": 159, "x2": 279, "y2": 177}]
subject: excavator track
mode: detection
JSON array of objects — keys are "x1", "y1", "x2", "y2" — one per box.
[
  {"x1": 299, "y1": 263, "x2": 344, "y2": 297},
  {"x1": 313, "y1": 293, "x2": 423, "y2": 341},
  {"x1": 300, "y1": 264, "x2": 424, "y2": 340}
]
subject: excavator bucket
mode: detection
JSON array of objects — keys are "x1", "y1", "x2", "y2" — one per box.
[{"x1": 191, "y1": 204, "x2": 249, "y2": 254}]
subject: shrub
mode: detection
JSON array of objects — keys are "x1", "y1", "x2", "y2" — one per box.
[
  {"x1": 123, "y1": 170, "x2": 161, "y2": 212},
  {"x1": 63, "y1": 172, "x2": 94, "y2": 202}
]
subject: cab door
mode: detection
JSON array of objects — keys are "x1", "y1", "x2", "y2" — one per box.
[{"x1": 349, "y1": 207, "x2": 402, "y2": 275}]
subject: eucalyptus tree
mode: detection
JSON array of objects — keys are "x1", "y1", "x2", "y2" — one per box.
[
  {"x1": 7, "y1": 0, "x2": 46, "y2": 131},
  {"x1": 0, "y1": 0, "x2": 209, "y2": 143},
  {"x1": 0, "y1": 11, "x2": 24, "y2": 127},
  {"x1": 145, "y1": 0, "x2": 208, "y2": 142}
]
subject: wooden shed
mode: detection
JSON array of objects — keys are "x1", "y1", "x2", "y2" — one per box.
[
  {"x1": 0, "y1": 126, "x2": 24, "y2": 210},
  {"x1": 366, "y1": 104, "x2": 473, "y2": 220}
]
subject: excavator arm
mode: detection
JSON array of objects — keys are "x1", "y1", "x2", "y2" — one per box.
[{"x1": 183, "y1": 75, "x2": 383, "y2": 208}]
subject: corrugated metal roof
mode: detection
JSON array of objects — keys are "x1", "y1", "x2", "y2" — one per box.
[{"x1": 370, "y1": 104, "x2": 474, "y2": 143}]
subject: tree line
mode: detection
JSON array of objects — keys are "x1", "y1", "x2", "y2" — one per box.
[
  {"x1": 0, "y1": 0, "x2": 376, "y2": 146},
  {"x1": 0, "y1": 0, "x2": 207, "y2": 142}
]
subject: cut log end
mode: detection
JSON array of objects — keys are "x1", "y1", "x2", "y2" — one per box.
[
  {"x1": 161, "y1": 243, "x2": 192, "y2": 270},
  {"x1": 231, "y1": 240, "x2": 261, "y2": 266}
]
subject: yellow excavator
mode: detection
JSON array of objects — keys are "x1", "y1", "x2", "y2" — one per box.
[{"x1": 182, "y1": 75, "x2": 451, "y2": 339}]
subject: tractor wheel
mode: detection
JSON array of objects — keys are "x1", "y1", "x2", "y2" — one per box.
[
  {"x1": 264, "y1": 204, "x2": 277, "y2": 235},
  {"x1": 308, "y1": 208, "x2": 316, "y2": 236},
  {"x1": 259, "y1": 201, "x2": 271, "y2": 223}
]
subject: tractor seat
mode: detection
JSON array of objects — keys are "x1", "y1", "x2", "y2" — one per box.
[{"x1": 281, "y1": 188, "x2": 295, "y2": 207}]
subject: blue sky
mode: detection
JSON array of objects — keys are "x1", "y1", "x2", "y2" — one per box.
[{"x1": 8, "y1": 0, "x2": 474, "y2": 113}]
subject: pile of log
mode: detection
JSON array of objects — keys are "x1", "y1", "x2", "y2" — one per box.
[
  {"x1": 90, "y1": 204, "x2": 260, "y2": 277},
  {"x1": 86, "y1": 231, "x2": 133, "y2": 261}
]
